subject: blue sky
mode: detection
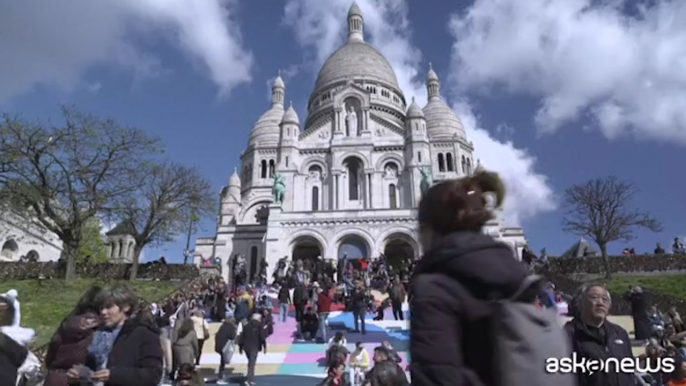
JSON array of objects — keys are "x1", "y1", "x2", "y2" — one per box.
[{"x1": 2, "y1": 0, "x2": 685, "y2": 262}]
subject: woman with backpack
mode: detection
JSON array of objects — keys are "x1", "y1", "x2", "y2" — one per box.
[{"x1": 409, "y1": 171, "x2": 570, "y2": 386}]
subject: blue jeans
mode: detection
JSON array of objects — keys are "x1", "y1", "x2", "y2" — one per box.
[
  {"x1": 279, "y1": 303, "x2": 288, "y2": 322},
  {"x1": 318, "y1": 313, "x2": 329, "y2": 341}
]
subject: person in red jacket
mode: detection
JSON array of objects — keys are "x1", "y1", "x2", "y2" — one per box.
[{"x1": 317, "y1": 287, "x2": 333, "y2": 343}]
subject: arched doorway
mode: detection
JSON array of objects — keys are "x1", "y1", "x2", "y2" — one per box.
[
  {"x1": 383, "y1": 237, "x2": 415, "y2": 270},
  {"x1": 26, "y1": 250, "x2": 39, "y2": 262},
  {"x1": 1, "y1": 239, "x2": 18, "y2": 260},
  {"x1": 249, "y1": 246, "x2": 259, "y2": 281},
  {"x1": 338, "y1": 234, "x2": 369, "y2": 273},
  {"x1": 292, "y1": 236, "x2": 323, "y2": 271}
]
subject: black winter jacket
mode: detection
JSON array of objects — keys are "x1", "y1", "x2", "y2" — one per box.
[
  {"x1": 238, "y1": 320, "x2": 265, "y2": 354},
  {"x1": 409, "y1": 231, "x2": 530, "y2": 386},
  {"x1": 564, "y1": 318, "x2": 636, "y2": 386},
  {"x1": 0, "y1": 331, "x2": 28, "y2": 385},
  {"x1": 86, "y1": 316, "x2": 163, "y2": 386},
  {"x1": 214, "y1": 322, "x2": 237, "y2": 353}
]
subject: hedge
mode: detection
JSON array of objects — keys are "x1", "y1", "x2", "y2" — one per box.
[
  {"x1": 0, "y1": 261, "x2": 200, "y2": 281},
  {"x1": 544, "y1": 254, "x2": 686, "y2": 275},
  {"x1": 538, "y1": 268, "x2": 686, "y2": 317}
]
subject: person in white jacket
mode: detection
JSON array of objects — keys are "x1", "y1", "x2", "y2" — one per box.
[
  {"x1": 4, "y1": 289, "x2": 20, "y2": 327},
  {"x1": 0, "y1": 294, "x2": 38, "y2": 385}
]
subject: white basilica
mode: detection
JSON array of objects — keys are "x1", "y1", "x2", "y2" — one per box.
[{"x1": 195, "y1": 2, "x2": 526, "y2": 281}]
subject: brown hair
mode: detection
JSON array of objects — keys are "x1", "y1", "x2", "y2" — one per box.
[{"x1": 418, "y1": 171, "x2": 505, "y2": 234}]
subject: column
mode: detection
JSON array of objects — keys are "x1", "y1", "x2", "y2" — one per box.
[
  {"x1": 106, "y1": 243, "x2": 113, "y2": 259},
  {"x1": 128, "y1": 242, "x2": 135, "y2": 261},
  {"x1": 333, "y1": 175, "x2": 338, "y2": 210},
  {"x1": 335, "y1": 174, "x2": 341, "y2": 209},
  {"x1": 335, "y1": 110, "x2": 340, "y2": 132},
  {"x1": 112, "y1": 240, "x2": 120, "y2": 261},
  {"x1": 366, "y1": 173, "x2": 372, "y2": 209},
  {"x1": 362, "y1": 110, "x2": 369, "y2": 132}
]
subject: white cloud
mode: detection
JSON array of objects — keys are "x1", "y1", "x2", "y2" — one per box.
[
  {"x1": 0, "y1": 0, "x2": 253, "y2": 102},
  {"x1": 284, "y1": 0, "x2": 556, "y2": 225},
  {"x1": 453, "y1": 101, "x2": 557, "y2": 224},
  {"x1": 449, "y1": 0, "x2": 686, "y2": 143}
]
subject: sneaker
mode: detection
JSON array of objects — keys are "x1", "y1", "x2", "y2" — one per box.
[{"x1": 216, "y1": 380, "x2": 228, "y2": 385}]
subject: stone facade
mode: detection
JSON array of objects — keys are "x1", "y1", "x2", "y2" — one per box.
[
  {"x1": 104, "y1": 222, "x2": 137, "y2": 263},
  {"x1": 195, "y1": 2, "x2": 526, "y2": 282},
  {"x1": 0, "y1": 208, "x2": 63, "y2": 262}
]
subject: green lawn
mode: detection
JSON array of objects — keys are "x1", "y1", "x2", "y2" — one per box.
[
  {"x1": 605, "y1": 273, "x2": 686, "y2": 300},
  {"x1": 0, "y1": 278, "x2": 187, "y2": 347}
]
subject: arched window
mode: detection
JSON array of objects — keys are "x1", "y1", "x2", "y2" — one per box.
[
  {"x1": 466, "y1": 158, "x2": 472, "y2": 175},
  {"x1": 312, "y1": 186, "x2": 319, "y2": 211},
  {"x1": 461, "y1": 156, "x2": 467, "y2": 174},
  {"x1": 268, "y1": 160, "x2": 275, "y2": 178},
  {"x1": 389, "y1": 184, "x2": 397, "y2": 209},
  {"x1": 417, "y1": 151, "x2": 422, "y2": 163},
  {"x1": 446, "y1": 153, "x2": 454, "y2": 172},
  {"x1": 260, "y1": 160, "x2": 267, "y2": 178},
  {"x1": 308, "y1": 164, "x2": 323, "y2": 179},
  {"x1": 347, "y1": 158, "x2": 361, "y2": 201},
  {"x1": 285, "y1": 156, "x2": 289, "y2": 167},
  {"x1": 438, "y1": 153, "x2": 445, "y2": 172}
]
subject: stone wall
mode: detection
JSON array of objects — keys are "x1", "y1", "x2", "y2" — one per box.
[
  {"x1": 538, "y1": 267, "x2": 686, "y2": 317},
  {"x1": 0, "y1": 261, "x2": 200, "y2": 281},
  {"x1": 545, "y1": 254, "x2": 686, "y2": 275}
]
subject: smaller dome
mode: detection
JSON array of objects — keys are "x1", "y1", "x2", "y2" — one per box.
[
  {"x1": 281, "y1": 102, "x2": 300, "y2": 125},
  {"x1": 423, "y1": 99, "x2": 466, "y2": 139},
  {"x1": 273, "y1": 74, "x2": 285, "y2": 89},
  {"x1": 406, "y1": 97, "x2": 424, "y2": 118},
  {"x1": 348, "y1": 1, "x2": 362, "y2": 17},
  {"x1": 228, "y1": 167, "x2": 241, "y2": 187},
  {"x1": 427, "y1": 62, "x2": 439, "y2": 83},
  {"x1": 248, "y1": 105, "x2": 284, "y2": 146}
]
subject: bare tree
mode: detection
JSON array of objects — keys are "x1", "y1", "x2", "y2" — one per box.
[
  {"x1": 0, "y1": 107, "x2": 160, "y2": 279},
  {"x1": 562, "y1": 176, "x2": 662, "y2": 279},
  {"x1": 110, "y1": 161, "x2": 215, "y2": 280}
]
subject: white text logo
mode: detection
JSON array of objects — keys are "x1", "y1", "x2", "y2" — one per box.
[{"x1": 546, "y1": 352, "x2": 675, "y2": 375}]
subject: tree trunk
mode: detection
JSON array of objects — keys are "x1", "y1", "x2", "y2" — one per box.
[
  {"x1": 63, "y1": 243, "x2": 79, "y2": 281},
  {"x1": 600, "y1": 243, "x2": 612, "y2": 280},
  {"x1": 128, "y1": 246, "x2": 144, "y2": 280}
]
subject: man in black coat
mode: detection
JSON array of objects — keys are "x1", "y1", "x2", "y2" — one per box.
[
  {"x1": 350, "y1": 281, "x2": 369, "y2": 334},
  {"x1": 625, "y1": 286, "x2": 651, "y2": 341},
  {"x1": 565, "y1": 285, "x2": 635, "y2": 386},
  {"x1": 293, "y1": 283, "x2": 307, "y2": 339},
  {"x1": 238, "y1": 314, "x2": 266, "y2": 385}
]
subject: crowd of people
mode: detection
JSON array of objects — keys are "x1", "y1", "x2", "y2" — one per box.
[{"x1": 4, "y1": 169, "x2": 686, "y2": 386}]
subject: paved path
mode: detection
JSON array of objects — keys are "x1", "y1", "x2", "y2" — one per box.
[
  {"x1": 162, "y1": 304, "x2": 411, "y2": 385},
  {"x1": 162, "y1": 306, "x2": 642, "y2": 385}
]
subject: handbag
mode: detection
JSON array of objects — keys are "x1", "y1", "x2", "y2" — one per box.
[{"x1": 222, "y1": 340, "x2": 235, "y2": 364}]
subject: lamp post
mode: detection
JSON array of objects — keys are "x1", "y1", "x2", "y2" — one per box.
[{"x1": 183, "y1": 208, "x2": 200, "y2": 265}]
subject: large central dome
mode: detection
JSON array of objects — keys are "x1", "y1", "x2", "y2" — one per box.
[
  {"x1": 314, "y1": 41, "x2": 400, "y2": 91},
  {"x1": 312, "y1": 2, "x2": 401, "y2": 95}
]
